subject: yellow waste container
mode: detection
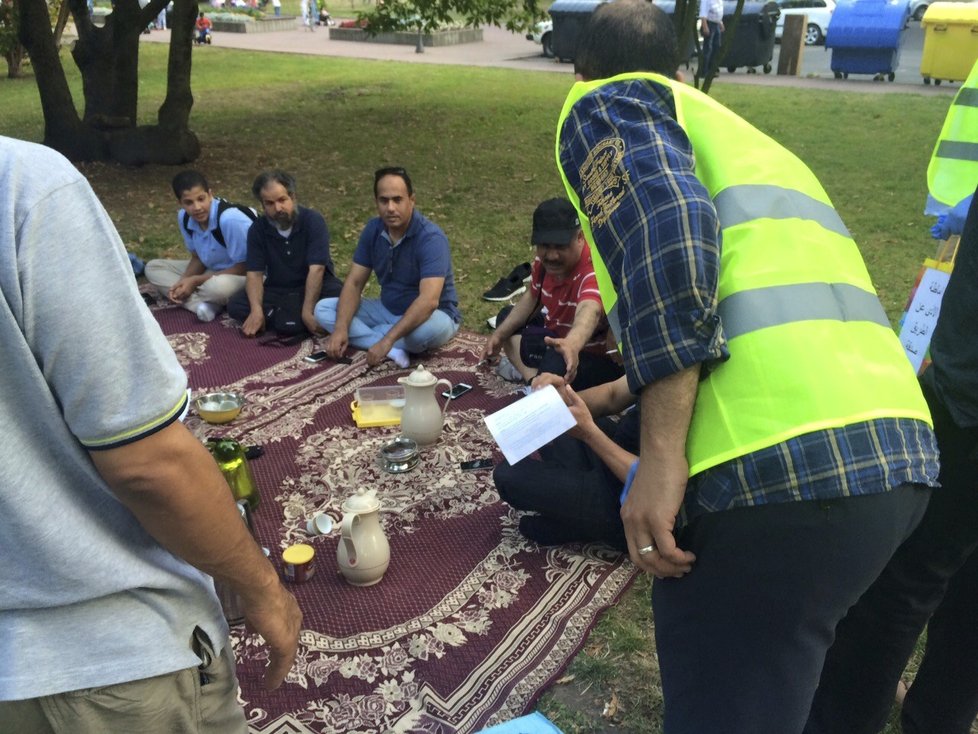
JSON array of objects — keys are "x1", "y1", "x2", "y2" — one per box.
[{"x1": 920, "y1": 2, "x2": 978, "y2": 85}]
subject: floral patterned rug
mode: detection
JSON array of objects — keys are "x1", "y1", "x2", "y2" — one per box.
[{"x1": 151, "y1": 301, "x2": 637, "y2": 734}]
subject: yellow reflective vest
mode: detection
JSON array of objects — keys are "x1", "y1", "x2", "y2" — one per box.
[
  {"x1": 928, "y1": 58, "x2": 978, "y2": 213},
  {"x1": 556, "y1": 72, "x2": 931, "y2": 476}
]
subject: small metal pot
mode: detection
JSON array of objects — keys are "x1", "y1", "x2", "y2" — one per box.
[
  {"x1": 196, "y1": 392, "x2": 244, "y2": 424},
  {"x1": 379, "y1": 436, "x2": 419, "y2": 473}
]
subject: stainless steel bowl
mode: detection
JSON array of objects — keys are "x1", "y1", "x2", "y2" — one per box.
[
  {"x1": 195, "y1": 392, "x2": 245, "y2": 424},
  {"x1": 379, "y1": 436, "x2": 419, "y2": 473}
]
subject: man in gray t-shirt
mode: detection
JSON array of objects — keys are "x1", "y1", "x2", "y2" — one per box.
[{"x1": 0, "y1": 136, "x2": 301, "y2": 731}]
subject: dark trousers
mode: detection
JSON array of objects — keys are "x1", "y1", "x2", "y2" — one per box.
[
  {"x1": 805, "y1": 385, "x2": 978, "y2": 734},
  {"x1": 701, "y1": 20, "x2": 723, "y2": 75},
  {"x1": 493, "y1": 417, "x2": 628, "y2": 550},
  {"x1": 653, "y1": 485, "x2": 929, "y2": 734},
  {"x1": 495, "y1": 305, "x2": 624, "y2": 391},
  {"x1": 226, "y1": 281, "x2": 341, "y2": 326}
]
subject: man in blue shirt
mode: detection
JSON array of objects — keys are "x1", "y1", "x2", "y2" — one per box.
[
  {"x1": 227, "y1": 170, "x2": 343, "y2": 337},
  {"x1": 317, "y1": 167, "x2": 461, "y2": 368},
  {"x1": 145, "y1": 170, "x2": 254, "y2": 322}
]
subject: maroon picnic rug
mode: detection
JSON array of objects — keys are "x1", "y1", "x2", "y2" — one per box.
[{"x1": 151, "y1": 300, "x2": 637, "y2": 734}]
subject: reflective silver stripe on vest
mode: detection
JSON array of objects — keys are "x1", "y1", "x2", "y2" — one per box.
[
  {"x1": 713, "y1": 185, "x2": 851, "y2": 239},
  {"x1": 956, "y1": 88, "x2": 978, "y2": 107},
  {"x1": 718, "y1": 282, "x2": 890, "y2": 340},
  {"x1": 935, "y1": 140, "x2": 978, "y2": 163}
]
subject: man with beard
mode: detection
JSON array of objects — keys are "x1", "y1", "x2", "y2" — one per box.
[
  {"x1": 228, "y1": 170, "x2": 343, "y2": 337},
  {"x1": 316, "y1": 167, "x2": 460, "y2": 368}
]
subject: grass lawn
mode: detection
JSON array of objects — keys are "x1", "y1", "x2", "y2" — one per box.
[{"x1": 0, "y1": 43, "x2": 964, "y2": 733}]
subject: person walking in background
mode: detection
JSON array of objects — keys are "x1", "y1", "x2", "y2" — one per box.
[{"x1": 699, "y1": 0, "x2": 724, "y2": 78}]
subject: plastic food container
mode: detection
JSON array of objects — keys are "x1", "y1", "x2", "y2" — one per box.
[{"x1": 351, "y1": 385, "x2": 405, "y2": 428}]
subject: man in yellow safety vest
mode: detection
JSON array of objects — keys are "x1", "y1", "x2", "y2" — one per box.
[{"x1": 554, "y1": 2, "x2": 940, "y2": 731}]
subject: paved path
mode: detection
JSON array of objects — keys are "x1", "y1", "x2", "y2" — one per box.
[{"x1": 140, "y1": 21, "x2": 958, "y2": 97}]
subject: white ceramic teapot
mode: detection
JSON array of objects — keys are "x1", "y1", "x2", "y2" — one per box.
[
  {"x1": 336, "y1": 488, "x2": 390, "y2": 587},
  {"x1": 397, "y1": 364, "x2": 452, "y2": 446}
]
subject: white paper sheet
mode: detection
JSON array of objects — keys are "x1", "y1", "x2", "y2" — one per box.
[
  {"x1": 898, "y1": 267, "x2": 950, "y2": 373},
  {"x1": 483, "y1": 385, "x2": 577, "y2": 465}
]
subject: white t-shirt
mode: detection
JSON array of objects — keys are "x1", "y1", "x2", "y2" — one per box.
[{"x1": 0, "y1": 136, "x2": 227, "y2": 700}]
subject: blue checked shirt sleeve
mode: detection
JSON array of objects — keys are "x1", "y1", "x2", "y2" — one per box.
[{"x1": 558, "y1": 80, "x2": 727, "y2": 393}]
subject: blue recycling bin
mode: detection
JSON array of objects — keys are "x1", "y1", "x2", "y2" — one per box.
[{"x1": 824, "y1": 0, "x2": 910, "y2": 81}]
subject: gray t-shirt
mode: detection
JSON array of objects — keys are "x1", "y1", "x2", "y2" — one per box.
[{"x1": 0, "y1": 136, "x2": 227, "y2": 700}]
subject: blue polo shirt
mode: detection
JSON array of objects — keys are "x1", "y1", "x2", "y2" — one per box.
[
  {"x1": 176, "y1": 197, "x2": 252, "y2": 271},
  {"x1": 353, "y1": 210, "x2": 460, "y2": 322}
]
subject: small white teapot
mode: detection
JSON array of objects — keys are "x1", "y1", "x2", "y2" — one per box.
[
  {"x1": 336, "y1": 488, "x2": 390, "y2": 587},
  {"x1": 397, "y1": 364, "x2": 452, "y2": 446}
]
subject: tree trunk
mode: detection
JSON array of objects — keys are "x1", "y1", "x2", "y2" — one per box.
[
  {"x1": 71, "y1": 0, "x2": 144, "y2": 128},
  {"x1": 152, "y1": 0, "x2": 201, "y2": 162},
  {"x1": 19, "y1": 0, "x2": 201, "y2": 164},
  {"x1": 4, "y1": 43, "x2": 24, "y2": 78},
  {"x1": 18, "y1": 0, "x2": 105, "y2": 158}
]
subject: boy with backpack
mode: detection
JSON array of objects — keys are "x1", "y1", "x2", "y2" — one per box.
[{"x1": 145, "y1": 170, "x2": 257, "y2": 322}]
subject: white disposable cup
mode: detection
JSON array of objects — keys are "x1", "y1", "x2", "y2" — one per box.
[{"x1": 306, "y1": 514, "x2": 333, "y2": 536}]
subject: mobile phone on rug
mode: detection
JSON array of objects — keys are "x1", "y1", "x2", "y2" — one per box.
[
  {"x1": 444, "y1": 383, "x2": 473, "y2": 400},
  {"x1": 460, "y1": 458, "x2": 494, "y2": 472},
  {"x1": 305, "y1": 351, "x2": 329, "y2": 363}
]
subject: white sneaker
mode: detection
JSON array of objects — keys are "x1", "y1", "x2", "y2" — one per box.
[
  {"x1": 195, "y1": 302, "x2": 219, "y2": 322},
  {"x1": 495, "y1": 356, "x2": 524, "y2": 383}
]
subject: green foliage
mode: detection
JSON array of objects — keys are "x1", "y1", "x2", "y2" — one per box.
[
  {"x1": 0, "y1": 0, "x2": 17, "y2": 57},
  {"x1": 356, "y1": 0, "x2": 546, "y2": 36}
]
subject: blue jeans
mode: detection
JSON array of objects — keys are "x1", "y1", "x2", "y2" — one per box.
[{"x1": 314, "y1": 297, "x2": 458, "y2": 353}]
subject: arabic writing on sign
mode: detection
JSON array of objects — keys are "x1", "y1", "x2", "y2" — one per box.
[{"x1": 898, "y1": 267, "x2": 951, "y2": 373}]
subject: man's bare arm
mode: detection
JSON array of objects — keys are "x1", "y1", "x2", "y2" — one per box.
[
  {"x1": 620, "y1": 365, "x2": 700, "y2": 578},
  {"x1": 302, "y1": 264, "x2": 326, "y2": 335},
  {"x1": 89, "y1": 421, "x2": 302, "y2": 690}
]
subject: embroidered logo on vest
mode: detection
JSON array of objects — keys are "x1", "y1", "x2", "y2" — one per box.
[{"x1": 579, "y1": 137, "x2": 630, "y2": 228}]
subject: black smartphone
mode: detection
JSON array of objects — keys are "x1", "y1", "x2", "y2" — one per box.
[
  {"x1": 244, "y1": 445, "x2": 264, "y2": 460},
  {"x1": 443, "y1": 383, "x2": 473, "y2": 400},
  {"x1": 304, "y1": 351, "x2": 329, "y2": 363},
  {"x1": 460, "y1": 458, "x2": 494, "y2": 472}
]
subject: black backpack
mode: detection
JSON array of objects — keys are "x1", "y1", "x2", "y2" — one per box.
[{"x1": 182, "y1": 198, "x2": 258, "y2": 247}]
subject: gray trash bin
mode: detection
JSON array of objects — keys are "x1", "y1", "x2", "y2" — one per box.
[
  {"x1": 720, "y1": 1, "x2": 780, "y2": 73},
  {"x1": 547, "y1": 0, "x2": 602, "y2": 63}
]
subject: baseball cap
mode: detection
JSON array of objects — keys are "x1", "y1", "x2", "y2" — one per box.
[{"x1": 531, "y1": 198, "x2": 580, "y2": 247}]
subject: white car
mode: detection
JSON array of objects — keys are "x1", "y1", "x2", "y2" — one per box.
[
  {"x1": 909, "y1": 0, "x2": 929, "y2": 19},
  {"x1": 526, "y1": 19, "x2": 554, "y2": 58},
  {"x1": 909, "y1": 0, "x2": 978, "y2": 22},
  {"x1": 774, "y1": 0, "x2": 836, "y2": 45}
]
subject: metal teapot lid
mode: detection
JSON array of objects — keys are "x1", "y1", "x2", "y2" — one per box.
[
  {"x1": 342, "y1": 488, "x2": 380, "y2": 513},
  {"x1": 398, "y1": 364, "x2": 438, "y2": 387}
]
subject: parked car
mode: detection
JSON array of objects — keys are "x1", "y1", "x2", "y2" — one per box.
[
  {"x1": 909, "y1": 0, "x2": 978, "y2": 22},
  {"x1": 774, "y1": 0, "x2": 835, "y2": 45},
  {"x1": 908, "y1": 0, "x2": 928, "y2": 19},
  {"x1": 526, "y1": 19, "x2": 554, "y2": 58}
]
